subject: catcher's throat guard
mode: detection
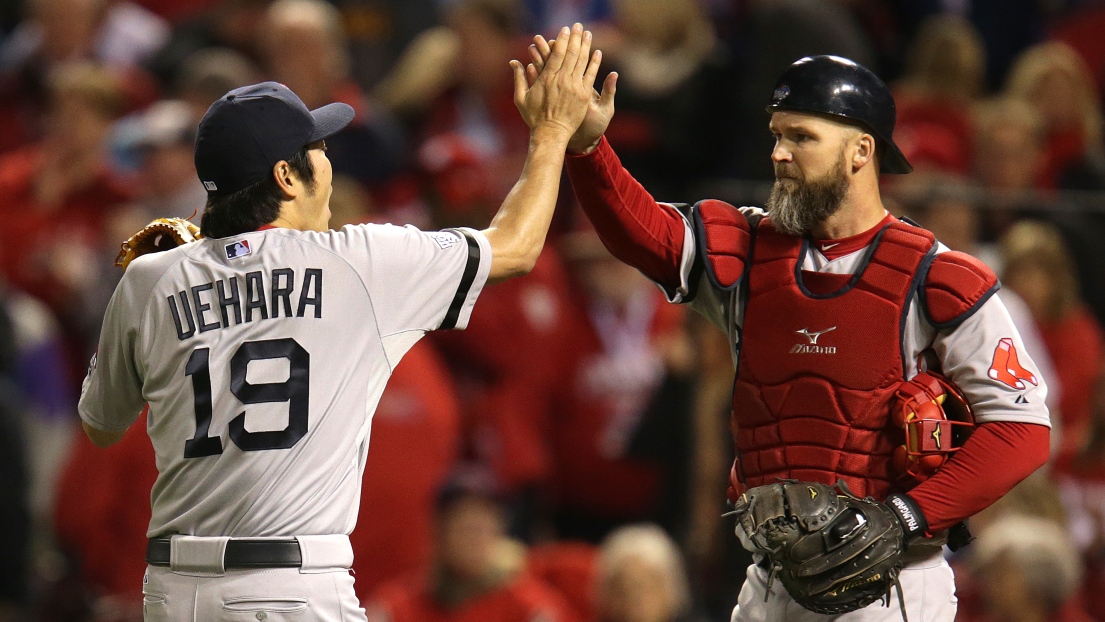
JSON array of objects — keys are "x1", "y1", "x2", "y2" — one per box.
[{"x1": 891, "y1": 371, "x2": 975, "y2": 489}]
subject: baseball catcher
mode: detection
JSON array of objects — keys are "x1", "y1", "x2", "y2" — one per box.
[{"x1": 525, "y1": 39, "x2": 1052, "y2": 621}]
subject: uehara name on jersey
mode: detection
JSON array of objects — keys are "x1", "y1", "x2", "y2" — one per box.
[{"x1": 167, "y1": 267, "x2": 323, "y2": 340}]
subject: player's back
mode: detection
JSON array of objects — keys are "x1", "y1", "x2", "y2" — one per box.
[{"x1": 86, "y1": 224, "x2": 485, "y2": 539}]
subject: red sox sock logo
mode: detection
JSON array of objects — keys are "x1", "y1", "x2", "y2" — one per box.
[{"x1": 988, "y1": 338, "x2": 1038, "y2": 390}]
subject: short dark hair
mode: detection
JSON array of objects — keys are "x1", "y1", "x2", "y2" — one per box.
[{"x1": 200, "y1": 147, "x2": 315, "y2": 238}]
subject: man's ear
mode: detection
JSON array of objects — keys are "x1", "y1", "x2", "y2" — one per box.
[
  {"x1": 851, "y1": 132, "x2": 876, "y2": 172},
  {"x1": 273, "y1": 160, "x2": 297, "y2": 198}
]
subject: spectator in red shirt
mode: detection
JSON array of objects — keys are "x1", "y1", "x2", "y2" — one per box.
[
  {"x1": 351, "y1": 341, "x2": 462, "y2": 597},
  {"x1": 52, "y1": 410, "x2": 157, "y2": 617},
  {"x1": 0, "y1": 62, "x2": 132, "y2": 387},
  {"x1": 548, "y1": 228, "x2": 692, "y2": 542},
  {"x1": 1005, "y1": 41, "x2": 1103, "y2": 190},
  {"x1": 1001, "y1": 221, "x2": 1105, "y2": 468},
  {"x1": 366, "y1": 469, "x2": 578, "y2": 622},
  {"x1": 393, "y1": 0, "x2": 533, "y2": 228},
  {"x1": 429, "y1": 247, "x2": 573, "y2": 514},
  {"x1": 891, "y1": 15, "x2": 986, "y2": 175},
  {"x1": 526, "y1": 541, "x2": 599, "y2": 622}
]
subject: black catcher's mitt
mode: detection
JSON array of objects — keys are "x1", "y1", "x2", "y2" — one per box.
[{"x1": 730, "y1": 480, "x2": 927, "y2": 618}]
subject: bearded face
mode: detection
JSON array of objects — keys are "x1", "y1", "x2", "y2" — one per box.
[{"x1": 766, "y1": 146, "x2": 851, "y2": 237}]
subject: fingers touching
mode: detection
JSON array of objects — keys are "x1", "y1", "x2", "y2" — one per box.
[
  {"x1": 519, "y1": 24, "x2": 598, "y2": 88},
  {"x1": 525, "y1": 27, "x2": 612, "y2": 100},
  {"x1": 583, "y1": 50, "x2": 601, "y2": 90},
  {"x1": 574, "y1": 30, "x2": 592, "y2": 77},
  {"x1": 544, "y1": 25, "x2": 571, "y2": 74},
  {"x1": 531, "y1": 35, "x2": 551, "y2": 69}
]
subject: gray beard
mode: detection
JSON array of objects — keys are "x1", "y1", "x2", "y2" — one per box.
[{"x1": 766, "y1": 164, "x2": 849, "y2": 237}]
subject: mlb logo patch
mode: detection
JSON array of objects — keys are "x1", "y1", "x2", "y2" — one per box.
[
  {"x1": 225, "y1": 240, "x2": 251, "y2": 259},
  {"x1": 203, "y1": 181, "x2": 218, "y2": 191}
]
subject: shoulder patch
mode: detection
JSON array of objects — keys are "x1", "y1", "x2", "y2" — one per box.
[
  {"x1": 922, "y1": 251, "x2": 1000, "y2": 327},
  {"x1": 692, "y1": 199, "x2": 753, "y2": 290},
  {"x1": 430, "y1": 230, "x2": 462, "y2": 250}
]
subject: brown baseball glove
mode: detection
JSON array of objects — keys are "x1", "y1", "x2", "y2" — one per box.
[{"x1": 115, "y1": 218, "x2": 202, "y2": 271}]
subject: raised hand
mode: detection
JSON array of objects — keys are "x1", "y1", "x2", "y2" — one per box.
[
  {"x1": 510, "y1": 24, "x2": 601, "y2": 146},
  {"x1": 526, "y1": 30, "x2": 617, "y2": 155}
]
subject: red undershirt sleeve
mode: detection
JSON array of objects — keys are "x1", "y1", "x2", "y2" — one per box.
[
  {"x1": 906, "y1": 421, "x2": 1050, "y2": 532},
  {"x1": 565, "y1": 136, "x2": 687, "y2": 290}
]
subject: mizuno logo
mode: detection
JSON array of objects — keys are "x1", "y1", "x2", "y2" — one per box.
[
  {"x1": 826, "y1": 573, "x2": 883, "y2": 597},
  {"x1": 797, "y1": 326, "x2": 836, "y2": 344},
  {"x1": 931, "y1": 425, "x2": 942, "y2": 450}
]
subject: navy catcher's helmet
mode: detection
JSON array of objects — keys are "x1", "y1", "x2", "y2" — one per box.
[{"x1": 767, "y1": 55, "x2": 912, "y2": 174}]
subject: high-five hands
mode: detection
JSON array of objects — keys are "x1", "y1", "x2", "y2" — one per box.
[
  {"x1": 526, "y1": 29, "x2": 618, "y2": 155},
  {"x1": 510, "y1": 24, "x2": 601, "y2": 145}
]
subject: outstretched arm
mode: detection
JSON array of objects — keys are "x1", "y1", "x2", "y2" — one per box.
[
  {"x1": 528, "y1": 33, "x2": 687, "y2": 291},
  {"x1": 482, "y1": 24, "x2": 600, "y2": 283}
]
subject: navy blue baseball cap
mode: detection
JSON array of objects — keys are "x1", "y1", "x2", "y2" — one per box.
[{"x1": 194, "y1": 81, "x2": 355, "y2": 194}]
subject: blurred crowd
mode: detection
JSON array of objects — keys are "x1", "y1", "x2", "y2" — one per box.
[{"x1": 0, "y1": 0, "x2": 1105, "y2": 621}]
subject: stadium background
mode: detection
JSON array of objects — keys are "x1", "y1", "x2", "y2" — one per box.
[{"x1": 0, "y1": 0, "x2": 1103, "y2": 620}]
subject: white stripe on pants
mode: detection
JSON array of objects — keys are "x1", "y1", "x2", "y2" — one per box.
[{"x1": 731, "y1": 548, "x2": 957, "y2": 622}]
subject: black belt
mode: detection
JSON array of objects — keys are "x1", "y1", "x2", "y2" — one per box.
[{"x1": 146, "y1": 537, "x2": 302, "y2": 568}]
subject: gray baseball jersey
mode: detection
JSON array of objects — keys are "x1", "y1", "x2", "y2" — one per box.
[{"x1": 79, "y1": 224, "x2": 491, "y2": 538}]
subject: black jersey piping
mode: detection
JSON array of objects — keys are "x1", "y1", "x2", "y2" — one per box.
[{"x1": 439, "y1": 229, "x2": 480, "y2": 330}]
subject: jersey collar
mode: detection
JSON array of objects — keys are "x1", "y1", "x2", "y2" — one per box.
[{"x1": 812, "y1": 212, "x2": 896, "y2": 260}]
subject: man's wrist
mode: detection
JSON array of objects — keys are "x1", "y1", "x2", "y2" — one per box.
[
  {"x1": 567, "y1": 135, "x2": 602, "y2": 156},
  {"x1": 885, "y1": 492, "x2": 929, "y2": 545},
  {"x1": 530, "y1": 124, "x2": 573, "y2": 147}
]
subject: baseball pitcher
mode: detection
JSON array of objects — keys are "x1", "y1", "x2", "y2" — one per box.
[{"x1": 79, "y1": 24, "x2": 600, "y2": 622}]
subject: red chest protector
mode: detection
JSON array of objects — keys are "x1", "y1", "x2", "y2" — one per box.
[{"x1": 691, "y1": 202, "x2": 939, "y2": 501}]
